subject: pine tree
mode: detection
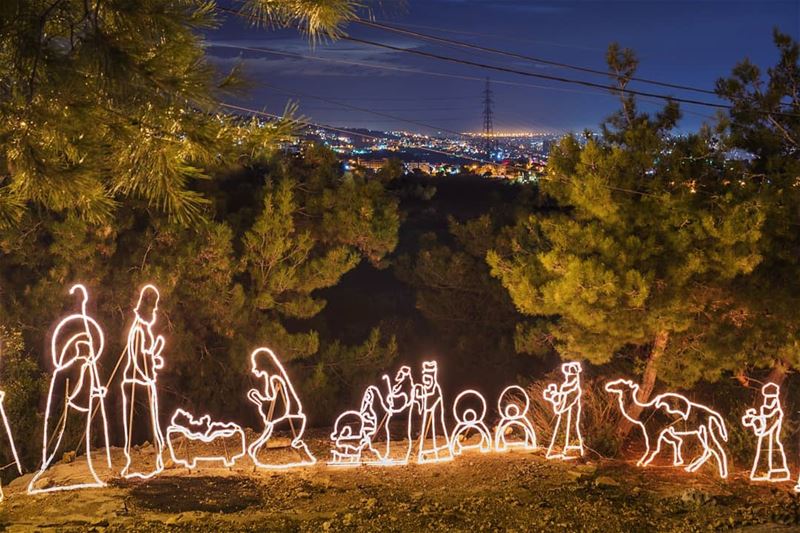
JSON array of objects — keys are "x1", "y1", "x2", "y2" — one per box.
[{"x1": 487, "y1": 45, "x2": 764, "y2": 435}]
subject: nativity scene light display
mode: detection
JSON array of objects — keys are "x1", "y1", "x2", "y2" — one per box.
[{"x1": 1, "y1": 282, "x2": 799, "y2": 500}]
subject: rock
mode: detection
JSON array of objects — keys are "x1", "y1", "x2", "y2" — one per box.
[
  {"x1": 680, "y1": 488, "x2": 711, "y2": 505},
  {"x1": 62, "y1": 451, "x2": 76, "y2": 464},
  {"x1": 574, "y1": 464, "x2": 597, "y2": 475},
  {"x1": 30, "y1": 476, "x2": 52, "y2": 491},
  {"x1": 565, "y1": 470, "x2": 584, "y2": 482},
  {"x1": 411, "y1": 491, "x2": 424, "y2": 501},
  {"x1": 594, "y1": 476, "x2": 620, "y2": 488},
  {"x1": 297, "y1": 491, "x2": 311, "y2": 498},
  {"x1": 342, "y1": 513, "x2": 354, "y2": 526},
  {"x1": 365, "y1": 497, "x2": 377, "y2": 509}
]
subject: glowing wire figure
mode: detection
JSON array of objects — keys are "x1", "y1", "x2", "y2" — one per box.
[
  {"x1": 330, "y1": 410, "x2": 371, "y2": 466},
  {"x1": 449, "y1": 390, "x2": 491, "y2": 456},
  {"x1": 381, "y1": 366, "x2": 416, "y2": 465},
  {"x1": 166, "y1": 409, "x2": 246, "y2": 469},
  {"x1": 29, "y1": 284, "x2": 111, "y2": 494},
  {"x1": 543, "y1": 362, "x2": 584, "y2": 460},
  {"x1": 247, "y1": 347, "x2": 315, "y2": 469},
  {"x1": 742, "y1": 383, "x2": 790, "y2": 482},
  {"x1": 0, "y1": 349, "x2": 23, "y2": 502},
  {"x1": 605, "y1": 378, "x2": 729, "y2": 478},
  {"x1": 494, "y1": 385, "x2": 537, "y2": 452},
  {"x1": 121, "y1": 285, "x2": 166, "y2": 480},
  {"x1": 414, "y1": 361, "x2": 452, "y2": 464}
]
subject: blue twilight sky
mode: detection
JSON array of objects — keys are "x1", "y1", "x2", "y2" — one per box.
[{"x1": 207, "y1": 0, "x2": 800, "y2": 135}]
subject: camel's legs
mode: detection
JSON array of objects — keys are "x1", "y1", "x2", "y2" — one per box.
[
  {"x1": 686, "y1": 427, "x2": 711, "y2": 473},
  {"x1": 707, "y1": 425, "x2": 728, "y2": 478}
]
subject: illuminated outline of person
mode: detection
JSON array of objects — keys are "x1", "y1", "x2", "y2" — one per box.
[
  {"x1": 247, "y1": 347, "x2": 316, "y2": 469},
  {"x1": 29, "y1": 284, "x2": 112, "y2": 494},
  {"x1": 543, "y1": 362, "x2": 584, "y2": 459},
  {"x1": 449, "y1": 390, "x2": 492, "y2": 456},
  {"x1": 494, "y1": 385, "x2": 538, "y2": 451},
  {"x1": 382, "y1": 366, "x2": 415, "y2": 464},
  {"x1": 121, "y1": 285, "x2": 166, "y2": 480},
  {"x1": 743, "y1": 382, "x2": 790, "y2": 482},
  {"x1": 358, "y1": 385, "x2": 390, "y2": 463},
  {"x1": 0, "y1": 387, "x2": 22, "y2": 502},
  {"x1": 415, "y1": 361, "x2": 452, "y2": 464}
]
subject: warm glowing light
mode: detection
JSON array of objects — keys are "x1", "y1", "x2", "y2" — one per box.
[
  {"x1": 247, "y1": 347, "x2": 316, "y2": 469},
  {"x1": 543, "y1": 362, "x2": 584, "y2": 460},
  {"x1": 494, "y1": 385, "x2": 538, "y2": 452},
  {"x1": 28, "y1": 284, "x2": 112, "y2": 494},
  {"x1": 166, "y1": 409, "x2": 246, "y2": 469},
  {"x1": 449, "y1": 390, "x2": 491, "y2": 456},
  {"x1": 330, "y1": 411, "x2": 371, "y2": 466},
  {"x1": 0, "y1": 352, "x2": 22, "y2": 502},
  {"x1": 415, "y1": 361, "x2": 452, "y2": 464},
  {"x1": 742, "y1": 383, "x2": 790, "y2": 482},
  {"x1": 381, "y1": 366, "x2": 416, "y2": 465},
  {"x1": 121, "y1": 284, "x2": 166, "y2": 480},
  {"x1": 605, "y1": 378, "x2": 729, "y2": 478}
]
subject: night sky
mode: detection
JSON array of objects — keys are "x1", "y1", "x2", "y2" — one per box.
[{"x1": 208, "y1": 1, "x2": 800, "y2": 134}]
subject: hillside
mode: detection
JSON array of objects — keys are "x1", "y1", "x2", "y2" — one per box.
[{"x1": 1, "y1": 432, "x2": 797, "y2": 532}]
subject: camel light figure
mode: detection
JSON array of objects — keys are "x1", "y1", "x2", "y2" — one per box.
[
  {"x1": 605, "y1": 378, "x2": 729, "y2": 478},
  {"x1": 166, "y1": 409, "x2": 246, "y2": 469},
  {"x1": 742, "y1": 383, "x2": 790, "y2": 482},
  {"x1": 449, "y1": 389, "x2": 492, "y2": 456},
  {"x1": 121, "y1": 284, "x2": 166, "y2": 480},
  {"x1": 543, "y1": 362, "x2": 584, "y2": 460},
  {"x1": 29, "y1": 284, "x2": 112, "y2": 494},
  {"x1": 494, "y1": 385, "x2": 537, "y2": 452},
  {"x1": 247, "y1": 347, "x2": 316, "y2": 469}
]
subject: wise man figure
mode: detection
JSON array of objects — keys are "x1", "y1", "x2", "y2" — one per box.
[
  {"x1": 543, "y1": 362, "x2": 584, "y2": 459},
  {"x1": 743, "y1": 382, "x2": 790, "y2": 482},
  {"x1": 382, "y1": 365, "x2": 415, "y2": 464},
  {"x1": 414, "y1": 361, "x2": 452, "y2": 463},
  {"x1": 121, "y1": 285, "x2": 166, "y2": 479}
]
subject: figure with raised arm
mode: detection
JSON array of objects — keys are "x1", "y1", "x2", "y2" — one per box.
[
  {"x1": 382, "y1": 365, "x2": 415, "y2": 464},
  {"x1": 543, "y1": 362, "x2": 584, "y2": 459},
  {"x1": 743, "y1": 382, "x2": 791, "y2": 482},
  {"x1": 414, "y1": 361, "x2": 452, "y2": 464},
  {"x1": 121, "y1": 285, "x2": 166, "y2": 479},
  {"x1": 29, "y1": 284, "x2": 111, "y2": 494},
  {"x1": 247, "y1": 347, "x2": 315, "y2": 469}
]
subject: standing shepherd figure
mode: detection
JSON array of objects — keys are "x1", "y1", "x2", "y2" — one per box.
[
  {"x1": 29, "y1": 284, "x2": 111, "y2": 494},
  {"x1": 414, "y1": 361, "x2": 452, "y2": 464},
  {"x1": 247, "y1": 347, "x2": 315, "y2": 469},
  {"x1": 121, "y1": 285, "x2": 166, "y2": 480},
  {"x1": 743, "y1": 383, "x2": 791, "y2": 482},
  {"x1": 543, "y1": 362, "x2": 584, "y2": 459}
]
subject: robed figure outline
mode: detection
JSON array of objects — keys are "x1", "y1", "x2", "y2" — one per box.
[
  {"x1": 743, "y1": 382, "x2": 790, "y2": 482},
  {"x1": 415, "y1": 361, "x2": 452, "y2": 464},
  {"x1": 29, "y1": 284, "x2": 112, "y2": 494},
  {"x1": 121, "y1": 285, "x2": 166, "y2": 480},
  {"x1": 247, "y1": 347, "x2": 316, "y2": 469},
  {"x1": 543, "y1": 362, "x2": 584, "y2": 460}
]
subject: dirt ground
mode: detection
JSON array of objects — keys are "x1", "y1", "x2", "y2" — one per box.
[{"x1": 2, "y1": 432, "x2": 799, "y2": 532}]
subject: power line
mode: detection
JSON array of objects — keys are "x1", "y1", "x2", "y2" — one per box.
[
  {"x1": 341, "y1": 36, "x2": 747, "y2": 113},
  {"x1": 354, "y1": 18, "x2": 718, "y2": 96}
]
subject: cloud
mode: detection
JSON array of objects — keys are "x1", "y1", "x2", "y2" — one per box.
[{"x1": 205, "y1": 36, "x2": 422, "y2": 78}]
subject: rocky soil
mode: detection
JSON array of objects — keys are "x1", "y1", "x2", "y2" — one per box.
[{"x1": 2, "y1": 433, "x2": 799, "y2": 532}]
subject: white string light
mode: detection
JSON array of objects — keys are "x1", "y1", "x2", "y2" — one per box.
[
  {"x1": 28, "y1": 284, "x2": 111, "y2": 494},
  {"x1": 415, "y1": 361, "x2": 453, "y2": 464},
  {"x1": 543, "y1": 362, "x2": 584, "y2": 460},
  {"x1": 381, "y1": 366, "x2": 416, "y2": 465},
  {"x1": 0, "y1": 352, "x2": 23, "y2": 502},
  {"x1": 605, "y1": 378, "x2": 729, "y2": 478},
  {"x1": 449, "y1": 389, "x2": 492, "y2": 456},
  {"x1": 246, "y1": 347, "x2": 316, "y2": 469},
  {"x1": 742, "y1": 383, "x2": 790, "y2": 482},
  {"x1": 494, "y1": 385, "x2": 538, "y2": 452},
  {"x1": 166, "y1": 408, "x2": 246, "y2": 469},
  {"x1": 121, "y1": 285, "x2": 166, "y2": 480},
  {"x1": 329, "y1": 410, "x2": 371, "y2": 466}
]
